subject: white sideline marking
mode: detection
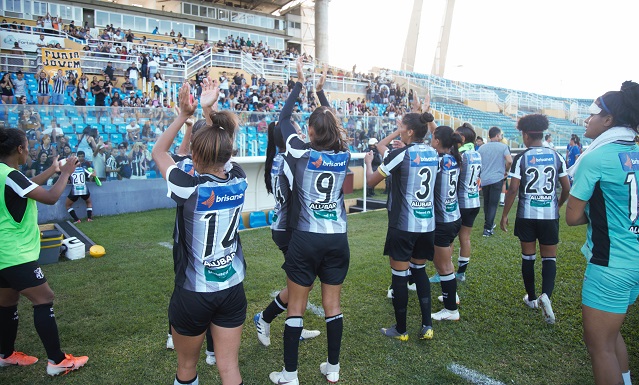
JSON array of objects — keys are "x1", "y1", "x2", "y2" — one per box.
[
  {"x1": 159, "y1": 242, "x2": 173, "y2": 250},
  {"x1": 448, "y1": 363, "x2": 505, "y2": 385},
  {"x1": 270, "y1": 291, "x2": 325, "y2": 318}
]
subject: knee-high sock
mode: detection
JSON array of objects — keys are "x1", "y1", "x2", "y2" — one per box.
[
  {"x1": 541, "y1": 257, "x2": 557, "y2": 298},
  {"x1": 410, "y1": 263, "x2": 431, "y2": 327},
  {"x1": 33, "y1": 303, "x2": 65, "y2": 364},
  {"x1": 457, "y1": 256, "x2": 470, "y2": 274},
  {"x1": 522, "y1": 254, "x2": 536, "y2": 300},
  {"x1": 439, "y1": 273, "x2": 458, "y2": 311},
  {"x1": 86, "y1": 207, "x2": 93, "y2": 219},
  {"x1": 325, "y1": 314, "x2": 343, "y2": 365},
  {"x1": 68, "y1": 208, "x2": 79, "y2": 221},
  {"x1": 391, "y1": 269, "x2": 409, "y2": 333},
  {"x1": 262, "y1": 293, "x2": 287, "y2": 323},
  {"x1": 0, "y1": 305, "x2": 18, "y2": 357},
  {"x1": 283, "y1": 316, "x2": 303, "y2": 372}
]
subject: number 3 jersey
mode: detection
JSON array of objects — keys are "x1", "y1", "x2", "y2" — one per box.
[
  {"x1": 378, "y1": 143, "x2": 439, "y2": 232},
  {"x1": 284, "y1": 135, "x2": 350, "y2": 234},
  {"x1": 166, "y1": 163, "x2": 247, "y2": 293},
  {"x1": 509, "y1": 146, "x2": 567, "y2": 220}
]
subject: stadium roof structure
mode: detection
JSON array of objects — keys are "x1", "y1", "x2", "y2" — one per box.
[{"x1": 198, "y1": 0, "x2": 312, "y2": 15}]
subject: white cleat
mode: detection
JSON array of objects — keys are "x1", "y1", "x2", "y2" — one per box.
[
  {"x1": 166, "y1": 334, "x2": 174, "y2": 350},
  {"x1": 537, "y1": 293, "x2": 555, "y2": 324},
  {"x1": 300, "y1": 329, "x2": 321, "y2": 341},
  {"x1": 269, "y1": 369, "x2": 299, "y2": 385},
  {"x1": 431, "y1": 308, "x2": 460, "y2": 321},
  {"x1": 523, "y1": 294, "x2": 539, "y2": 309},
  {"x1": 254, "y1": 312, "x2": 271, "y2": 346},
  {"x1": 320, "y1": 361, "x2": 340, "y2": 383},
  {"x1": 205, "y1": 351, "x2": 216, "y2": 365},
  {"x1": 437, "y1": 293, "x2": 460, "y2": 304}
]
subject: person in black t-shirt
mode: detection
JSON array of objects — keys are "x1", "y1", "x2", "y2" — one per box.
[{"x1": 92, "y1": 81, "x2": 106, "y2": 107}]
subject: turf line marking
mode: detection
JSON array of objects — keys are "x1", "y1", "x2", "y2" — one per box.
[
  {"x1": 448, "y1": 363, "x2": 505, "y2": 385},
  {"x1": 159, "y1": 242, "x2": 173, "y2": 250},
  {"x1": 270, "y1": 291, "x2": 325, "y2": 318}
]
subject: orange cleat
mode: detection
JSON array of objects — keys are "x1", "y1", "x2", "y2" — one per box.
[
  {"x1": 0, "y1": 351, "x2": 39, "y2": 367},
  {"x1": 46, "y1": 353, "x2": 89, "y2": 376}
]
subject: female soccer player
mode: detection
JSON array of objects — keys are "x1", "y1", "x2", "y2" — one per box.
[
  {"x1": 269, "y1": 57, "x2": 350, "y2": 385},
  {"x1": 429, "y1": 126, "x2": 464, "y2": 321},
  {"x1": 500, "y1": 114, "x2": 570, "y2": 324},
  {"x1": 566, "y1": 81, "x2": 639, "y2": 385},
  {"x1": 0, "y1": 128, "x2": 88, "y2": 376},
  {"x1": 430, "y1": 122, "x2": 481, "y2": 284},
  {"x1": 365, "y1": 105, "x2": 439, "y2": 339},
  {"x1": 153, "y1": 83, "x2": 247, "y2": 385},
  {"x1": 253, "y1": 66, "x2": 332, "y2": 348}
]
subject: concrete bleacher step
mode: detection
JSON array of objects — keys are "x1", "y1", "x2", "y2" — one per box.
[{"x1": 348, "y1": 198, "x2": 387, "y2": 213}]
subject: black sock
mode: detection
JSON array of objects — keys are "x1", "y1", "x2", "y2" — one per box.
[
  {"x1": 33, "y1": 303, "x2": 65, "y2": 364},
  {"x1": 0, "y1": 305, "x2": 18, "y2": 357},
  {"x1": 262, "y1": 294, "x2": 287, "y2": 323},
  {"x1": 522, "y1": 254, "x2": 536, "y2": 300},
  {"x1": 325, "y1": 314, "x2": 343, "y2": 365},
  {"x1": 439, "y1": 273, "x2": 458, "y2": 311},
  {"x1": 87, "y1": 208, "x2": 93, "y2": 219},
  {"x1": 391, "y1": 270, "x2": 409, "y2": 333},
  {"x1": 68, "y1": 208, "x2": 79, "y2": 221},
  {"x1": 457, "y1": 257, "x2": 470, "y2": 274},
  {"x1": 205, "y1": 327, "x2": 214, "y2": 353},
  {"x1": 541, "y1": 257, "x2": 557, "y2": 298},
  {"x1": 175, "y1": 374, "x2": 198, "y2": 384},
  {"x1": 407, "y1": 270, "x2": 415, "y2": 286},
  {"x1": 168, "y1": 322, "x2": 172, "y2": 335},
  {"x1": 410, "y1": 263, "x2": 431, "y2": 327},
  {"x1": 283, "y1": 316, "x2": 303, "y2": 372}
]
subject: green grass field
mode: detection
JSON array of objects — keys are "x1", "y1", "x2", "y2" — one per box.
[{"x1": 1, "y1": 205, "x2": 637, "y2": 384}]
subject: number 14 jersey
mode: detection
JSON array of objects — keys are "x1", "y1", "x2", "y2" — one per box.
[{"x1": 509, "y1": 146, "x2": 567, "y2": 220}]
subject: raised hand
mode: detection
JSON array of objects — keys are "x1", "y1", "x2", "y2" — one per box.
[
  {"x1": 411, "y1": 92, "x2": 421, "y2": 113},
  {"x1": 178, "y1": 82, "x2": 197, "y2": 117},
  {"x1": 200, "y1": 76, "x2": 220, "y2": 110},
  {"x1": 296, "y1": 56, "x2": 305, "y2": 83},
  {"x1": 316, "y1": 63, "x2": 328, "y2": 91}
]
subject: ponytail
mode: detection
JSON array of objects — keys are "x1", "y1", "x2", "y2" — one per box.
[
  {"x1": 434, "y1": 125, "x2": 463, "y2": 164},
  {"x1": 402, "y1": 112, "x2": 434, "y2": 141}
]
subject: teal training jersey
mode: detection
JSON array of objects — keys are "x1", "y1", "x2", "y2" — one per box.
[{"x1": 570, "y1": 141, "x2": 639, "y2": 268}]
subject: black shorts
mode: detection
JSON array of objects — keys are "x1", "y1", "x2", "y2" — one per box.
[
  {"x1": 68, "y1": 193, "x2": 90, "y2": 202},
  {"x1": 459, "y1": 207, "x2": 480, "y2": 228},
  {"x1": 434, "y1": 219, "x2": 462, "y2": 248},
  {"x1": 168, "y1": 283, "x2": 247, "y2": 336},
  {"x1": 271, "y1": 230, "x2": 292, "y2": 256},
  {"x1": 284, "y1": 231, "x2": 350, "y2": 287},
  {"x1": 514, "y1": 218, "x2": 559, "y2": 245},
  {"x1": 383, "y1": 227, "x2": 435, "y2": 262},
  {"x1": 0, "y1": 261, "x2": 48, "y2": 292}
]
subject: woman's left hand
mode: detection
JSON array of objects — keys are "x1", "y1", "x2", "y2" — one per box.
[{"x1": 178, "y1": 82, "x2": 197, "y2": 117}]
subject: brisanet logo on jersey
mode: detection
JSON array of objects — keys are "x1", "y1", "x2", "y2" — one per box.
[
  {"x1": 197, "y1": 181, "x2": 248, "y2": 211},
  {"x1": 527, "y1": 155, "x2": 554, "y2": 166},
  {"x1": 619, "y1": 152, "x2": 639, "y2": 172},
  {"x1": 307, "y1": 150, "x2": 349, "y2": 172},
  {"x1": 409, "y1": 150, "x2": 438, "y2": 168}
]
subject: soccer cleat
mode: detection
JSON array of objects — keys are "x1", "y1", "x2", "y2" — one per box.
[
  {"x1": 0, "y1": 351, "x2": 38, "y2": 367},
  {"x1": 74, "y1": 220, "x2": 81, "y2": 224},
  {"x1": 320, "y1": 361, "x2": 340, "y2": 383},
  {"x1": 254, "y1": 312, "x2": 271, "y2": 347},
  {"x1": 205, "y1": 351, "x2": 216, "y2": 365},
  {"x1": 437, "y1": 293, "x2": 460, "y2": 304},
  {"x1": 523, "y1": 294, "x2": 539, "y2": 309},
  {"x1": 87, "y1": 218, "x2": 93, "y2": 222},
  {"x1": 456, "y1": 272, "x2": 466, "y2": 282},
  {"x1": 431, "y1": 308, "x2": 460, "y2": 321},
  {"x1": 380, "y1": 325, "x2": 409, "y2": 341},
  {"x1": 300, "y1": 329, "x2": 321, "y2": 341},
  {"x1": 166, "y1": 334, "x2": 174, "y2": 350},
  {"x1": 482, "y1": 229, "x2": 493, "y2": 237},
  {"x1": 407, "y1": 283, "x2": 417, "y2": 291},
  {"x1": 429, "y1": 273, "x2": 441, "y2": 283},
  {"x1": 386, "y1": 285, "x2": 394, "y2": 299},
  {"x1": 419, "y1": 326, "x2": 434, "y2": 340},
  {"x1": 537, "y1": 293, "x2": 556, "y2": 324},
  {"x1": 46, "y1": 354, "x2": 88, "y2": 376},
  {"x1": 269, "y1": 369, "x2": 299, "y2": 385}
]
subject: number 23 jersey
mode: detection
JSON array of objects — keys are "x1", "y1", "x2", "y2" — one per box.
[
  {"x1": 166, "y1": 163, "x2": 247, "y2": 293},
  {"x1": 509, "y1": 147, "x2": 567, "y2": 220}
]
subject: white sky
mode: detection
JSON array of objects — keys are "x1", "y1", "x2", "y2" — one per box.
[{"x1": 327, "y1": 0, "x2": 639, "y2": 99}]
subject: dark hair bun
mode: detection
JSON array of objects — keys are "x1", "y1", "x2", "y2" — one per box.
[{"x1": 419, "y1": 112, "x2": 434, "y2": 124}]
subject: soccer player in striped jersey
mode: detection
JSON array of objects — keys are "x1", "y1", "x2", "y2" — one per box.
[
  {"x1": 430, "y1": 126, "x2": 464, "y2": 321},
  {"x1": 153, "y1": 83, "x2": 247, "y2": 385},
  {"x1": 365, "y1": 102, "x2": 439, "y2": 339},
  {"x1": 500, "y1": 114, "x2": 570, "y2": 324},
  {"x1": 64, "y1": 151, "x2": 96, "y2": 223},
  {"x1": 269, "y1": 57, "x2": 350, "y2": 385},
  {"x1": 254, "y1": 66, "x2": 331, "y2": 348},
  {"x1": 430, "y1": 123, "x2": 481, "y2": 283},
  {"x1": 566, "y1": 82, "x2": 639, "y2": 385}
]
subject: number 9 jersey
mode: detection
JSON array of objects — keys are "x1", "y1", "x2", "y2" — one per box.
[
  {"x1": 378, "y1": 143, "x2": 439, "y2": 232},
  {"x1": 509, "y1": 147, "x2": 567, "y2": 220}
]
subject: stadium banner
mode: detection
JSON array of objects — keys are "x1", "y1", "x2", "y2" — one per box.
[
  {"x1": 0, "y1": 31, "x2": 65, "y2": 52},
  {"x1": 42, "y1": 48, "x2": 82, "y2": 79}
]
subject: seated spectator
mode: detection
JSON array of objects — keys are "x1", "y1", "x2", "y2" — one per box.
[
  {"x1": 121, "y1": 79, "x2": 135, "y2": 93},
  {"x1": 28, "y1": 151, "x2": 51, "y2": 178},
  {"x1": 140, "y1": 122, "x2": 155, "y2": 143},
  {"x1": 126, "y1": 119, "x2": 140, "y2": 142}
]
